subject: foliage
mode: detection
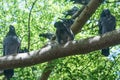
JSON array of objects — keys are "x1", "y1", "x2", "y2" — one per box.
[{"x1": 0, "y1": 0, "x2": 120, "y2": 80}]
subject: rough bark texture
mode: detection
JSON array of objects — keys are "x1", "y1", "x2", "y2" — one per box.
[
  {"x1": 71, "y1": 0, "x2": 103, "y2": 34},
  {"x1": 0, "y1": 29, "x2": 120, "y2": 70}
]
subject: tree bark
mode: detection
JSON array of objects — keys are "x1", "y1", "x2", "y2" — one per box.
[
  {"x1": 0, "y1": 29, "x2": 120, "y2": 70},
  {"x1": 71, "y1": 0, "x2": 103, "y2": 34}
]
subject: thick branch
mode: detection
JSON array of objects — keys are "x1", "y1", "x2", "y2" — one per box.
[
  {"x1": 0, "y1": 29, "x2": 120, "y2": 70},
  {"x1": 71, "y1": 0, "x2": 103, "y2": 34}
]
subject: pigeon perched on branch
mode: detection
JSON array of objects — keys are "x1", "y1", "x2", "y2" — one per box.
[
  {"x1": 3, "y1": 25, "x2": 21, "y2": 80},
  {"x1": 98, "y1": 9, "x2": 116, "y2": 56}
]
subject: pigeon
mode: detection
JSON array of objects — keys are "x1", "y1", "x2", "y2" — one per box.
[
  {"x1": 3, "y1": 25, "x2": 21, "y2": 80},
  {"x1": 98, "y1": 9, "x2": 116, "y2": 56}
]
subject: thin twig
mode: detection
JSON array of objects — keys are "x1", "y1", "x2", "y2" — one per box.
[{"x1": 28, "y1": 0, "x2": 38, "y2": 51}]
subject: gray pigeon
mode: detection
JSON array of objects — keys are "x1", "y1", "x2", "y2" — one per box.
[
  {"x1": 3, "y1": 25, "x2": 21, "y2": 80},
  {"x1": 98, "y1": 9, "x2": 116, "y2": 56}
]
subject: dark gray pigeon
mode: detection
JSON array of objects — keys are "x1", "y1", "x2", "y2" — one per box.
[
  {"x1": 3, "y1": 25, "x2": 21, "y2": 80},
  {"x1": 98, "y1": 9, "x2": 116, "y2": 56}
]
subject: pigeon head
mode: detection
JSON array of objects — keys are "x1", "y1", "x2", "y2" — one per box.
[
  {"x1": 104, "y1": 9, "x2": 110, "y2": 15},
  {"x1": 54, "y1": 21, "x2": 64, "y2": 29},
  {"x1": 101, "y1": 9, "x2": 111, "y2": 17},
  {"x1": 7, "y1": 25, "x2": 16, "y2": 35},
  {"x1": 9, "y1": 25, "x2": 15, "y2": 32}
]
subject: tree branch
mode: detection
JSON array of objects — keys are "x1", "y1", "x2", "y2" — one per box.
[
  {"x1": 71, "y1": 0, "x2": 103, "y2": 34},
  {"x1": 0, "y1": 29, "x2": 120, "y2": 70},
  {"x1": 28, "y1": 0, "x2": 38, "y2": 51}
]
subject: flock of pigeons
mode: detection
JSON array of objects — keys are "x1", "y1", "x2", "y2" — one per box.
[{"x1": 2, "y1": 1, "x2": 116, "y2": 80}]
